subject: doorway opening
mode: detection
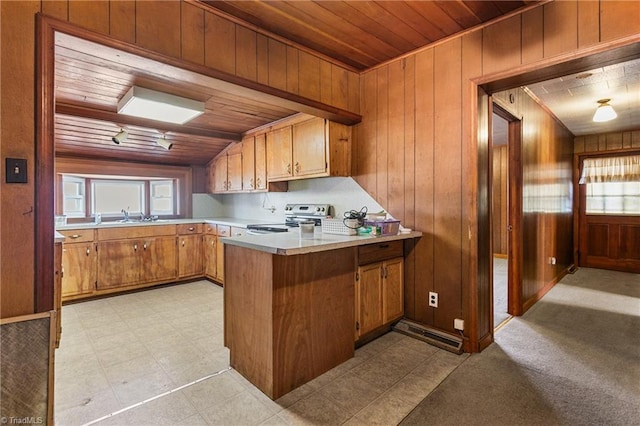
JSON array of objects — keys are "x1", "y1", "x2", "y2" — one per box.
[
  {"x1": 490, "y1": 110, "x2": 511, "y2": 329},
  {"x1": 490, "y1": 102, "x2": 523, "y2": 329}
]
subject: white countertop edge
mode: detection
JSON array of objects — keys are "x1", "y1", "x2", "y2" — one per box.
[
  {"x1": 221, "y1": 230, "x2": 422, "y2": 255},
  {"x1": 55, "y1": 217, "x2": 274, "y2": 231}
]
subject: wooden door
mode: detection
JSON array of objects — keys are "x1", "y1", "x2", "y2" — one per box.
[
  {"x1": 382, "y1": 258, "x2": 404, "y2": 323},
  {"x1": 178, "y1": 234, "x2": 204, "y2": 278},
  {"x1": 61, "y1": 243, "x2": 96, "y2": 298},
  {"x1": 241, "y1": 136, "x2": 256, "y2": 191},
  {"x1": 142, "y1": 236, "x2": 177, "y2": 282},
  {"x1": 356, "y1": 263, "x2": 383, "y2": 337},
  {"x1": 254, "y1": 134, "x2": 267, "y2": 190},
  {"x1": 578, "y1": 178, "x2": 640, "y2": 273},
  {"x1": 266, "y1": 126, "x2": 293, "y2": 180},
  {"x1": 97, "y1": 240, "x2": 140, "y2": 289},
  {"x1": 292, "y1": 117, "x2": 326, "y2": 177}
]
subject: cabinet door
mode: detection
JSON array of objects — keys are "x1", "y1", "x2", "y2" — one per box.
[
  {"x1": 97, "y1": 240, "x2": 141, "y2": 289},
  {"x1": 61, "y1": 243, "x2": 96, "y2": 299},
  {"x1": 266, "y1": 126, "x2": 293, "y2": 180},
  {"x1": 292, "y1": 117, "x2": 327, "y2": 177},
  {"x1": 383, "y1": 258, "x2": 404, "y2": 323},
  {"x1": 142, "y1": 236, "x2": 177, "y2": 282},
  {"x1": 242, "y1": 136, "x2": 256, "y2": 191},
  {"x1": 213, "y1": 156, "x2": 228, "y2": 192},
  {"x1": 254, "y1": 134, "x2": 267, "y2": 190},
  {"x1": 178, "y1": 234, "x2": 204, "y2": 278},
  {"x1": 227, "y1": 148, "x2": 243, "y2": 192},
  {"x1": 216, "y1": 236, "x2": 225, "y2": 284},
  {"x1": 356, "y1": 263, "x2": 383, "y2": 338},
  {"x1": 204, "y1": 235, "x2": 217, "y2": 279}
]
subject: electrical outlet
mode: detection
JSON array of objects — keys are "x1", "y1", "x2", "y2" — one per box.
[
  {"x1": 454, "y1": 318, "x2": 464, "y2": 331},
  {"x1": 548, "y1": 256, "x2": 557, "y2": 265},
  {"x1": 428, "y1": 292, "x2": 438, "y2": 308}
]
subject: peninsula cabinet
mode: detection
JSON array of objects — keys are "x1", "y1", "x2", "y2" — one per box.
[
  {"x1": 355, "y1": 241, "x2": 404, "y2": 341},
  {"x1": 225, "y1": 245, "x2": 356, "y2": 399},
  {"x1": 59, "y1": 229, "x2": 97, "y2": 301},
  {"x1": 266, "y1": 116, "x2": 351, "y2": 182},
  {"x1": 178, "y1": 224, "x2": 203, "y2": 278}
]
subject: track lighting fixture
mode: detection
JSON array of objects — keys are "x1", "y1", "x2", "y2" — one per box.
[
  {"x1": 592, "y1": 99, "x2": 617, "y2": 123},
  {"x1": 112, "y1": 129, "x2": 128, "y2": 144},
  {"x1": 156, "y1": 135, "x2": 173, "y2": 150}
]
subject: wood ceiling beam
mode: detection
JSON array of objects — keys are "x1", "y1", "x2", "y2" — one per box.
[{"x1": 55, "y1": 103, "x2": 243, "y2": 141}]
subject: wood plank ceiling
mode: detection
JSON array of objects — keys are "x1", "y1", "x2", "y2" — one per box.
[
  {"x1": 200, "y1": 0, "x2": 536, "y2": 70},
  {"x1": 55, "y1": 1, "x2": 535, "y2": 166}
]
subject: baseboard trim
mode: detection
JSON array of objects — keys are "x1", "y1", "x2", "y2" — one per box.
[{"x1": 522, "y1": 266, "x2": 571, "y2": 313}]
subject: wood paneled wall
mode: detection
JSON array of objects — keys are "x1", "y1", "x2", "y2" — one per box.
[
  {"x1": 353, "y1": 0, "x2": 639, "y2": 350},
  {"x1": 0, "y1": 0, "x2": 359, "y2": 318},
  {"x1": 574, "y1": 129, "x2": 640, "y2": 153}
]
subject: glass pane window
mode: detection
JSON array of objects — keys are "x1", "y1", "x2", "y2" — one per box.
[
  {"x1": 92, "y1": 180, "x2": 145, "y2": 216},
  {"x1": 586, "y1": 181, "x2": 640, "y2": 215},
  {"x1": 62, "y1": 176, "x2": 86, "y2": 217},
  {"x1": 150, "y1": 180, "x2": 175, "y2": 215}
]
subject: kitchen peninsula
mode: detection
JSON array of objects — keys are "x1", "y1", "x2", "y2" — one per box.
[{"x1": 221, "y1": 229, "x2": 421, "y2": 399}]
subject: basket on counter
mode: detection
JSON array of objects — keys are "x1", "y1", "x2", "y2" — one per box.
[
  {"x1": 364, "y1": 219, "x2": 400, "y2": 236},
  {"x1": 321, "y1": 218, "x2": 359, "y2": 236}
]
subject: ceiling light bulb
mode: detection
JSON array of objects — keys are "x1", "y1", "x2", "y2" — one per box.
[
  {"x1": 156, "y1": 136, "x2": 173, "y2": 150},
  {"x1": 592, "y1": 99, "x2": 617, "y2": 123},
  {"x1": 112, "y1": 129, "x2": 128, "y2": 144}
]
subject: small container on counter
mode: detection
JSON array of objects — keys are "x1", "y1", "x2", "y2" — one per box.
[{"x1": 299, "y1": 221, "x2": 315, "y2": 240}]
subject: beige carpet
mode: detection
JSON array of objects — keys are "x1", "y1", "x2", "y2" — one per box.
[{"x1": 401, "y1": 267, "x2": 640, "y2": 425}]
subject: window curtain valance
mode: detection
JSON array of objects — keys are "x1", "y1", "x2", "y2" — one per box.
[{"x1": 579, "y1": 155, "x2": 640, "y2": 184}]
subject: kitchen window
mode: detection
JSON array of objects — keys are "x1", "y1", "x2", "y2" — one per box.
[
  {"x1": 61, "y1": 175, "x2": 178, "y2": 219},
  {"x1": 62, "y1": 175, "x2": 86, "y2": 218}
]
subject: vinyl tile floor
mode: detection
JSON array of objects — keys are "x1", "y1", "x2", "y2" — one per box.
[{"x1": 55, "y1": 281, "x2": 467, "y2": 426}]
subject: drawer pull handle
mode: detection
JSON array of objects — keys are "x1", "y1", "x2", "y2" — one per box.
[
  {"x1": 188, "y1": 227, "x2": 194, "y2": 231},
  {"x1": 379, "y1": 244, "x2": 389, "y2": 249},
  {"x1": 70, "y1": 234, "x2": 81, "y2": 239}
]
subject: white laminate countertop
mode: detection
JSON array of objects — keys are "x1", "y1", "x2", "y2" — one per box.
[
  {"x1": 55, "y1": 217, "x2": 276, "y2": 231},
  {"x1": 221, "y1": 228, "x2": 422, "y2": 255}
]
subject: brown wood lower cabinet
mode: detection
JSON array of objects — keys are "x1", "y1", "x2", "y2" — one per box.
[
  {"x1": 60, "y1": 230, "x2": 97, "y2": 300},
  {"x1": 178, "y1": 222, "x2": 204, "y2": 279},
  {"x1": 97, "y1": 236, "x2": 177, "y2": 289},
  {"x1": 355, "y1": 241, "x2": 404, "y2": 342}
]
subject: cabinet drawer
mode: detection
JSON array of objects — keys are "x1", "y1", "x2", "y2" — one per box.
[
  {"x1": 358, "y1": 240, "x2": 403, "y2": 265},
  {"x1": 59, "y1": 229, "x2": 94, "y2": 243},
  {"x1": 217, "y1": 225, "x2": 231, "y2": 237},
  {"x1": 177, "y1": 223, "x2": 202, "y2": 234},
  {"x1": 204, "y1": 223, "x2": 217, "y2": 234},
  {"x1": 230, "y1": 227, "x2": 246, "y2": 237}
]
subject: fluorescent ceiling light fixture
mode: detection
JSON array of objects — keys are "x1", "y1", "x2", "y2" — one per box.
[
  {"x1": 592, "y1": 99, "x2": 617, "y2": 123},
  {"x1": 156, "y1": 135, "x2": 173, "y2": 151},
  {"x1": 117, "y1": 86, "x2": 205, "y2": 125}
]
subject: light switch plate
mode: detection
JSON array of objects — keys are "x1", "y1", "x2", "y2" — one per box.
[{"x1": 5, "y1": 158, "x2": 27, "y2": 183}]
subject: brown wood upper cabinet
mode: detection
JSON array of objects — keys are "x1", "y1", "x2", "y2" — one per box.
[{"x1": 266, "y1": 116, "x2": 351, "y2": 182}]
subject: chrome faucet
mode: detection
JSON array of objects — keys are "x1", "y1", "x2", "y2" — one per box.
[{"x1": 121, "y1": 208, "x2": 129, "y2": 221}]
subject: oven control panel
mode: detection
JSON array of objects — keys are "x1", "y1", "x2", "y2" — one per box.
[{"x1": 284, "y1": 203, "x2": 332, "y2": 217}]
